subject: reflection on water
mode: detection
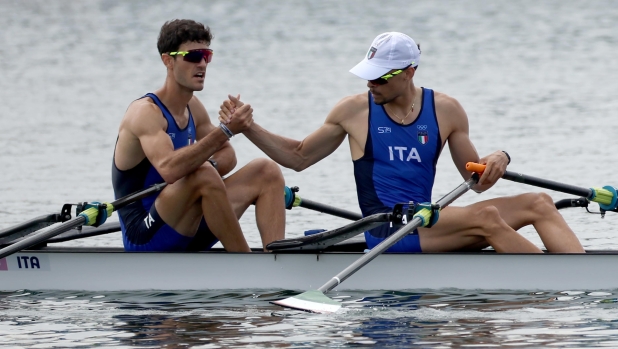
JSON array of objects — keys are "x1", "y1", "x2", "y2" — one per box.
[{"x1": 3, "y1": 289, "x2": 618, "y2": 348}]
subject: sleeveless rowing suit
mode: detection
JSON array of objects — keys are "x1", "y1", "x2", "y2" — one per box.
[
  {"x1": 354, "y1": 87, "x2": 441, "y2": 252},
  {"x1": 112, "y1": 93, "x2": 217, "y2": 251}
]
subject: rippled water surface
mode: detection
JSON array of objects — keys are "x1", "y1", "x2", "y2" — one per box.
[
  {"x1": 4, "y1": 289, "x2": 618, "y2": 348},
  {"x1": 1, "y1": 0, "x2": 618, "y2": 347}
]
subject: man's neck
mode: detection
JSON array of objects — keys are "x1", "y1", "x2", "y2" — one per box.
[
  {"x1": 155, "y1": 80, "x2": 194, "y2": 117},
  {"x1": 386, "y1": 84, "x2": 417, "y2": 111}
]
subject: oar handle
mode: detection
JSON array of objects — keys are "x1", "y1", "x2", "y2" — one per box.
[
  {"x1": 465, "y1": 162, "x2": 487, "y2": 174},
  {"x1": 465, "y1": 162, "x2": 618, "y2": 210}
]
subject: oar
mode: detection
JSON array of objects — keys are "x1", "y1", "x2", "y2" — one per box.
[
  {"x1": 0, "y1": 182, "x2": 167, "y2": 259},
  {"x1": 0, "y1": 214, "x2": 63, "y2": 240},
  {"x1": 0, "y1": 185, "x2": 358, "y2": 248},
  {"x1": 285, "y1": 186, "x2": 361, "y2": 221},
  {"x1": 266, "y1": 213, "x2": 390, "y2": 251},
  {"x1": 466, "y1": 162, "x2": 618, "y2": 212},
  {"x1": 272, "y1": 175, "x2": 479, "y2": 313}
]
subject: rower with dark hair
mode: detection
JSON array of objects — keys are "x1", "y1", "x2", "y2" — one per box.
[
  {"x1": 219, "y1": 32, "x2": 585, "y2": 254},
  {"x1": 112, "y1": 19, "x2": 285, "y2": 252}
]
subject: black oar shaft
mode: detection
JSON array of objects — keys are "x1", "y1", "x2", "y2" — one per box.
[
  {"x1": 0, "y1": 182, "x2": 167, "y2": 260},
  {"x1": 298, "y1": 198, "x2": 362, "y2": 221},
  {"x1": 317, "y1": 176, "x2": 477, "y2": 293},
  {"x1": 503, "y1": 171, "x2": 592, "y2": 198},
  {"x1": 113, "y1": 183, "x2": 167, "y2": 209}
]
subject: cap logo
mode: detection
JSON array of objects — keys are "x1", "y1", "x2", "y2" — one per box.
[{"x1": 367, "y1": 47, "x2": 377, "y2": 60}]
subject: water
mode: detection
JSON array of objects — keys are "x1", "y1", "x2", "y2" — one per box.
[
  {"x1": 1, "y1": 0, "x2": 618, "y2": 347},
  {"x1": 4, "y1": 289, "x2": 618, "y2": 348}
]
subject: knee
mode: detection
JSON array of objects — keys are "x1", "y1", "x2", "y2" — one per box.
[
  {"x1": 248, "y1": 158, "x2": 284, "y2": 184},
  {"x1": 519, "y1": 192, "x2": 558, "y2": 218},
  {"x1": 473, "y1": 206, "x2": 505, "y2": 236},
  {"x1": 532, "y1": 192, "x2": 556, "y2": 211},
  {"x1": 186, "y1": 164, "x2": 226, "y2": 193}
]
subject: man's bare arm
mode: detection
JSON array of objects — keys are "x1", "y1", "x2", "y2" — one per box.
[
  {"x1": 244, "y1": 122, "x2": 347, "y2": 171},
  {"x1": 439, "y1": 95, "x2": 508, "y2": 191},
  {"x1": 227, "y1": 98, "x2": 350, "y2": 171},
  {"x1": 128, "y1": 99, "x2": 252, "y2": 183}
]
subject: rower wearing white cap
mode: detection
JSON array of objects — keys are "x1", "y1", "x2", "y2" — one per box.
[{"x1": 219, "y1": 32, "x2": 585, "y2": 254}]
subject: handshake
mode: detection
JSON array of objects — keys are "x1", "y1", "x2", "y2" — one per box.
[{"x1": 218, "y1": 94, "x2": 253, "y2": 135}]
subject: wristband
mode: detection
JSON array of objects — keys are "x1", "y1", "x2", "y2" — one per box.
[
  {"x1": 501, "y1": 151, "x2": 511, "y2": 165},
  {"x1": 219, "y1": 123, "x2": 234, "y2": 139}
]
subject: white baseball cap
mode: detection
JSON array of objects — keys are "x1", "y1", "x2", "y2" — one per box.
[{"x1": 349, "y1": 32, "x2": 420, "y2": 80}]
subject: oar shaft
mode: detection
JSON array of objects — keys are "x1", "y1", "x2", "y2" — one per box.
[
  {"x1": 502, "y1": 171, "x2": 592, "y2": 198},
  {"x1": 0, "y1": 218, "x2": 85, "y2": 259},
  {"x1": 0, "y1": 182, "x2": 167, "y2": 260},
  {"x1": 0, "y1": 214, "x2": 60, "y2": 240},
  {"x1": 298, "y1": 198, "x2": 362, "y2": 221},
  {"x1": 467, "y1": 162, "x2": 617, "y2": 211},
  {"x1": 113, "y1": 183, "x2": 167, "y2": 209},
  {"x1": 317, "y1": 176, "x2": 477, "y2": 293}
]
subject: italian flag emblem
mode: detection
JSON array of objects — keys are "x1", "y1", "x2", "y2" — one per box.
[
  {"x1": 418, "y1": 131, "x2": 428, "y2": 145},
  {"x1": 367, "y1": 47, "x2": 377, "y2": 60}
]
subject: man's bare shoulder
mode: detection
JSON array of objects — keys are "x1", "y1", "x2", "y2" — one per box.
[
  {"x1": 188, "y1": 95, "x2": 207, "y2": 114},
  {"x1": 187, "y1": 96, "x2": 210, "y2": 124},
  {"x1": 335, "y1": 92, "x2": 368, "y2": 110},
  {"x1": 327, "y1": 92, "x2": 369, "y2": 123},
  {"x1": 122, "y1": 98, "x2": 166, "y2": 134},
  {"x1": 433, "y1": 90, "x2": 468, "y2": 126},
  {"x1": 125, "y1": 97, "x2": 160, "y2": 119},
  {"x1": 188, "y1": 96, "x2": 216, "y2": 138},
  {"x1": 433, "y1": 90, "x2": 465, "y2": 114}
]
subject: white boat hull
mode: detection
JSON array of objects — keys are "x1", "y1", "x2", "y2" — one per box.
[{"x1": 1, "y1": 247, "x2": 617, "y2": 291}]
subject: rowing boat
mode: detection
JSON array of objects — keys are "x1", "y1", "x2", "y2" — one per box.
[
  {"x1": 1, "y1": 169, "x2": 616, "y2": 295},
  {"x1": 2, "y1": 243, "x2": 618, "y2": 291},
  {"x1": 2, "y1": 208, "x2": 618, "y2": 293}
]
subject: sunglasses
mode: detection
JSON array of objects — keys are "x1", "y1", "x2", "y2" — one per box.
[
  {"x1": 167, "y1": 49, "x2": 213, "y2": 63},
  {"x1": 369, "y1": 66, "x2": 410, "y2": 85}
]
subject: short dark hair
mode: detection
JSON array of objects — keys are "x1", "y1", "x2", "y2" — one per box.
[{"x1": 157, "y1": 19, "x2": 213, "y2": 55}]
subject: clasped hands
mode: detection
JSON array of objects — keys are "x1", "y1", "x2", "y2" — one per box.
[{"x1": 218, "y1": 94, "x2": 252, "y2": 134}]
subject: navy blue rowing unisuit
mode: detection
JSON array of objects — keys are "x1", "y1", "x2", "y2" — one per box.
[
  {"x1": 111, "y1": 93, "x2": 218, "y2": 251},
  {"x1": 354, "y1": 88, "x2": 441, "y2": 252}
]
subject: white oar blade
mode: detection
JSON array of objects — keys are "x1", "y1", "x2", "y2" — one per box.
[{"x1": 271, "y1": 290, "x2": 341, "y2": 313}]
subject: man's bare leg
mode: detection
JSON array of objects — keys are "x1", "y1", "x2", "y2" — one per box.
[
  {"x1": 476, "y1": 193, "x2": 585, "y2": 253},
  {"x1": 224, "y1": 158, "x2": 286, "y2": 250},
  {"x1": 153, "y1": 164, "x2": 251, "y2": 252},
  {"x1": 419, "y1": 205, "x2": 543, "y2": 253}
]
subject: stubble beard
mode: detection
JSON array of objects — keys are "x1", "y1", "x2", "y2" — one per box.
[
  {"x1": 179, "y1": 75, "x2": 203, "y2": 92},
  {"x1": 374, "y1": 95, "x2": 395, "y2": 106}
]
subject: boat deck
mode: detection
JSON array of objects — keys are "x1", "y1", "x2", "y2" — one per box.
[{"x1": 21, "y1": 245, "x2": 618, "y2": 255}]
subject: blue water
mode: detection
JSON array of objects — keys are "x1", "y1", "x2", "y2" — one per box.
[{"x1": 1, "y1": 0, "x2": 618, "y2": 347}]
